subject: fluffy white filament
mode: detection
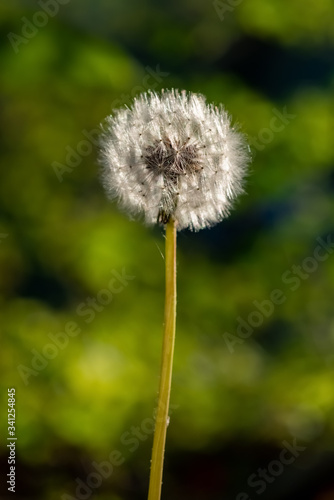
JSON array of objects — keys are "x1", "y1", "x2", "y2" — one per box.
[{"x1": 99, "y1": 89, "x2": 250, "y2": 231}]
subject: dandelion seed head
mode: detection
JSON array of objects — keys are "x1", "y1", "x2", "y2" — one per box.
[{"x1": 99, "y1": 89, "x2": 251, "y2": 231}]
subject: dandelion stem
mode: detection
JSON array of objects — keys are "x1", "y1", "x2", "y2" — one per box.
[{"x1": 148, "y1": 217, "x2": 177, "y2": 500}]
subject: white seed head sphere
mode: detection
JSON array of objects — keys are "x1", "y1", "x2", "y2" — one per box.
[{"x1": 99, "y1": 89, "x2": 250, "y2": 231}]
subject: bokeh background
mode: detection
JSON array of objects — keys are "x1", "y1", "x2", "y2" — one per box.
[{"x1": 1, "y1": 1, "x2": 334, "y2": 499}]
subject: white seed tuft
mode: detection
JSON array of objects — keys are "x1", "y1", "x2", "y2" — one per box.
[{"x1": 99, "y1": 89, "x2": 251, "y2": 231}]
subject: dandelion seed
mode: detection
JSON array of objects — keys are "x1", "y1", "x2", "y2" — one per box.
[{"x1": 99, "y1": 89, "x2": 250, "y2": 231}]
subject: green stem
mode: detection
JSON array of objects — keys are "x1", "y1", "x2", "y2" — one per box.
[{"x1": 147, "y1": 217, "x2": 177, "y2": 500}]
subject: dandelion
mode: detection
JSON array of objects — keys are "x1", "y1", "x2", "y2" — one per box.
[
  {"x1": 100, "y1": 89, "x2": 250, "y2": 231},
  {"x1": 99, "y1": 89, "x2": 251, "y2": 500}
]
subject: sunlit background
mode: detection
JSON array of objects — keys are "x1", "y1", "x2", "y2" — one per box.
[{"x1": 1, "y1": 1, "x2": 334, "y2": 499}]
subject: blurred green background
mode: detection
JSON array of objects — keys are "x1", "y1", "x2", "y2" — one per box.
[{"x1": 1, "y1": 0, "x2": 334, "y2": 499}]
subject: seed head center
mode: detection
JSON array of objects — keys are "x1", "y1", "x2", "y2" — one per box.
[{"x1": 144, "y1": 137, "x2": 201, "y2": 178}]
